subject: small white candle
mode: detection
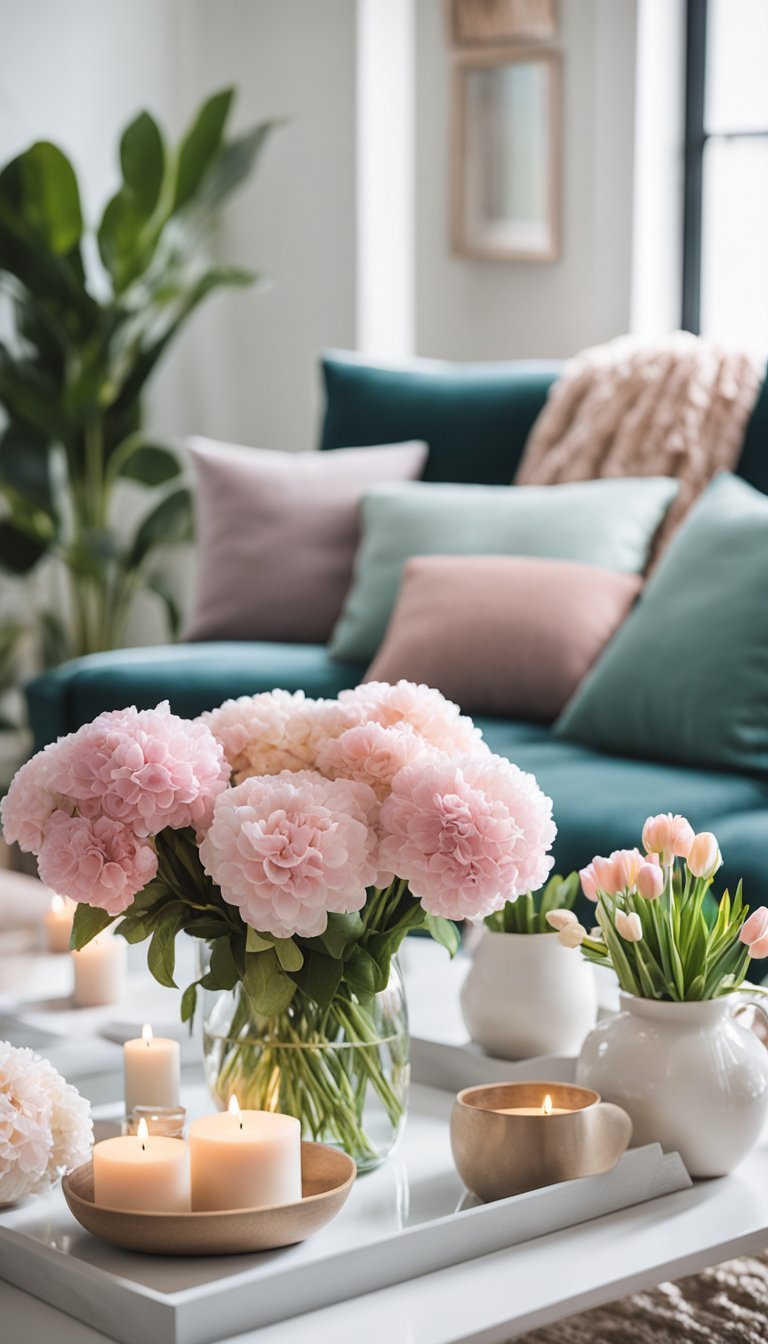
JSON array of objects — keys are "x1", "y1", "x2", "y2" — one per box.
[
  {"x1": 93, "y1": 1118, "x2": 190, "y2": 1212},
  {"x1": 72, "y1": 933, "x2": 127, "y2": 1007},
  {"x1": 189, "y1": 1098, "x2": 302, "y2": 1212},
  {"x1": 43, "y1": 894, "x2": 75, "y2": 954},
  {"x1": 124, "y1": 1024, "x2": 181, "y2": 1115}
]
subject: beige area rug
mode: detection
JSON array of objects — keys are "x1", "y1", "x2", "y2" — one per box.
[{"x1": 517, "y1": 1252, "x2": 768, "y2": 1344}]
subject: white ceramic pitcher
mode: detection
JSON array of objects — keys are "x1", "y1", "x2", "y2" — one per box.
[
  {"x1": 460, "y1": 928, "x2": 598, "y2": 1060},
  {"x1": 577, "y1": 993, "x2": 768, "y2": 1177}
]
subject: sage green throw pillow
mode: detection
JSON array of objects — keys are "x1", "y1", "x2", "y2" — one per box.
[
  {"x1": 556, "y1": 474, "x2": 768, "y2": 773},
  {"x1": 328, "y1": 477, "x2": 678, "y2": 663}
]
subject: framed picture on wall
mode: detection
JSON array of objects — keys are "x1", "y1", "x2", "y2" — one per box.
[
  {"x1": 452, "y1": 49, "x2": 560, "y2": 261},
  {"x1": 451, "y1": 0, "x2": 558, "y2": 46}
]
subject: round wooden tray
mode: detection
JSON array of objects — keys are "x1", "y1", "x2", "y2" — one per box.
[{"x1": 62, "y1": 1141, "x2": 356, "y2": 1256}]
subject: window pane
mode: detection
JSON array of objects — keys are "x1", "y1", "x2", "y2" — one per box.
[
  {"x1": 706, "y1": 0, "x2": 768, "y2": 132},
  {"x1": 700, "y1": 138, "x2": 768, "y2": 350}
]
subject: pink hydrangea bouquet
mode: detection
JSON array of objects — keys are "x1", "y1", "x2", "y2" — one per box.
[
  {"x1": 2, "y1": 682, "x2": 556, "y2": 1166},
  {"x1": 550, "y1": 813, "x2": 768, "y2": 1001}
]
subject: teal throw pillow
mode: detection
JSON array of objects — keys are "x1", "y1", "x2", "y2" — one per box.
[
  {"x1": 328, "y1": 477, "x2": 679, "y2": 663},
  {"x1": 556, "y1": 473, "x2": 768, "y2": 773}
]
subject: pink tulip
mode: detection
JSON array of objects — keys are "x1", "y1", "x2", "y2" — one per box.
[
  {"x1": 610, "y1": 848, "x2": 644, "y2": 891},
  {"x1": 740, "y1": 907, "x2": 768, "y2": 947},
  {"x1": 642, "y1": 813, "x2": 694, "y2": 859},
  {"x1": 687, "y1": 832, "x2": 722, "y2": 880},
  {"x1": 592, "y1": 854, "x2": 620, "y2": 896},
  {"x1": 747, "y1": 932, "x2": 768, "y2": 960},
  {"x1": 615, "y1": 910, "x2": 643, "y2": 942},
  {"x1": 636, "y1": 863, "x2": 664, "y2": 900},
  {"x1": 579, "y1": 863, "x2": 599, "y2": 902}
]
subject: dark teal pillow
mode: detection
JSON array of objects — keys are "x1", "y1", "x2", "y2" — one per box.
[
  {"x1": 556, "y1": 474, "x2": 768, "y2": 774},
  {"x1": 319, "y1": 351, "x2": 561, "y2": 484}
]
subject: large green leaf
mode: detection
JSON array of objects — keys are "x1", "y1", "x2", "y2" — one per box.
[
  {"x1": 145, "y1": 573, "x2": 183, "y2": 639},
  {"x1": 0, "y1": 424, "x2": 54, "y2": 513},
  {"x1": 0, "y1": 346, "x2": 68, "y2": 440},
  {"x1": 0, "y1": 142, "x2": 82, "y2": 254},
  {"x1": 243, "y1": 949, "x2": 296, "y2": 1015},
  {"x1": 127, "y1": 486, "x2": 193, "y2": 568},
  {"x1": 118, "y1": 443, "x2": 181, "y2": 486},
  {"x1": 147, "y1": 917, "x2": 181, "y2": 989},
  {"x1": 173, "y1": 88, "x2": 234, "y2": 211},
  {"x1": 97, "y1": 191, "x2": 147, "y2": 291},
  {"x1": 0, "y1": 519, "x2": 49, "y2": 574},
  {"x1": 192, "y1": 120, "x2": 278, "y2": 216},
  {"x1": 120, "y1": 111, "x2": 165, "y2": 216}
]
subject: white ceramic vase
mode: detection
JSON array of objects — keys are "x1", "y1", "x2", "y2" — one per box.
[
  {"x1": 460, "y1": 929, "x2": 598, "y2": 1060},
  {"x1": 577, "y1": 993, "x2": 768, "y2": 1178}
]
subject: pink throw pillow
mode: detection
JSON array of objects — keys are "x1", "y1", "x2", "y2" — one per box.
[
  {"x1": 185, "y1": 438, "x2": 427, "y2": 644},
  {"x1": 366, "y1": 555, "x2": 643, "y2": 721}
]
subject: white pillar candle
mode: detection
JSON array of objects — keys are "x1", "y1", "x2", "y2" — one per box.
[
  {"x1": 93, "y1": 1118, "x2": 190, "y2": 1212},
  {"x1": 124, "y1": 1024, "x2": 181, "y2": 1115},
  {"x1": 188, "y1": 1098, "x2": 302, "y2": 1212},
  {"x1": 72, "y1": 933, "x2": 127, "y2": 1007},
  {"x1": 43, "y1": 894, "x2": 75, "y2": 954}
]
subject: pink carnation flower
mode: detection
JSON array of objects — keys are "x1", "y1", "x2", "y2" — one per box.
[
  {"x1": 199, "y1": 770, "x2": 380, "y2": 939},
  {"x1": 0, "y1": 745, "x2": 71, "y2": 854},
  {"x1": 203, "y1": 691, "x2": 350, "y2": 782},
  {"x1": 49, "y1": 702, "x2": 229, "y2": 837},
  {"x1": 340, "y1": 680, "x2": 487, "y2": 757},
  {"x1": 379, "y1": 752, "x2": 556, "y2": 921},
  {"x1": 37, "y1": 812, "x2": 158, "y2": 915},
  {"x1": 317, "y1": 721, "x2": 435, "y2": 800}
]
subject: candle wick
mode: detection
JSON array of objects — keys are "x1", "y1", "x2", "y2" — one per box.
[
  {"x1": 141, "y1": 1142, "x2": 145, "y2": 1152},
  {"x1": 239, "y1": 1120, "x2": 243, "y2": 1131}
]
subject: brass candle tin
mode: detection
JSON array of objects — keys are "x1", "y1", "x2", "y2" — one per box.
[{"x1": 451, "y1": 1081, "x2": 633, "y2": 1202}]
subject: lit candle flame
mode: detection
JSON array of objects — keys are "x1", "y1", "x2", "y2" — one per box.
[
  {"x1": 228, "y1": 1095, "x2": 243, "y2": 1129},
  {"x1": 51, "y1": 894, "x2": 65, "y2": 915},
  {"x1": 142, "y1": 1023, "x2": 153, "y2": 1045},
  {"x1": 543, "y1": 1094, "x2": 553, "y2": 1116},
  {"x1": 137, "y1": 1117, "x2": 149, "y2": 1150}
]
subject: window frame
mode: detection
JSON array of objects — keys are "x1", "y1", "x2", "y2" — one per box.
[{"x1": 682, "y1": 0, "x2": 768, "y2": 334}]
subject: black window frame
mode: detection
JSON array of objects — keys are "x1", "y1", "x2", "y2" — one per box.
[{"x1": 682, "y1": 0, "x2": 768, "y2": 334}]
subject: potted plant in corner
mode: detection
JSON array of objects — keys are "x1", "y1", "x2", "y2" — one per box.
[
  {"x1": 460, "y1": 873, "x2": 598, "y2": 1059},
  {"x1": 560, "y1": 815, "x2": 768, "y2": 1177},
  {"x1": 0, "y1": 87, "x2": 275, "y2": 670}
]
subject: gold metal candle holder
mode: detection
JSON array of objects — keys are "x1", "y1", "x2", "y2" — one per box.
[{"x1": 450, "y1": 1081, "x2": 632, "y2": 1202}]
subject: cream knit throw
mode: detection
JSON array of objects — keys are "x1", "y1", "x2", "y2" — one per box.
[{"x1": 515, "y1": 333, "x2": 764, "y2": 553}]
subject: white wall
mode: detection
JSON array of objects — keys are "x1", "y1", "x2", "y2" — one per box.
[{"x1": 414, "y1": 0, "x2": 639, "y2": 360}]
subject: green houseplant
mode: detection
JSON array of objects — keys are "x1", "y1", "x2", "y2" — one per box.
[{"x1": 0, "y1": 88, "x2": 275, "y2": 669}]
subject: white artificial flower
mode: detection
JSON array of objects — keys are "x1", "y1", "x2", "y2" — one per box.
[
  {"x1": 546, "y1": 909, "x2": 578, "y2": 931},
  {"x1": 0, "y1": 1041, "x2": 92, "y2": 1206},
  {"x1": 615, "y1": 910, "x2": 643, "y2": 943}
]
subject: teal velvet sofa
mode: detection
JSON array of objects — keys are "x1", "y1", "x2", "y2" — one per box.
[{"x1": 26, "y1": 352, "x2": 768, "y2": 910}]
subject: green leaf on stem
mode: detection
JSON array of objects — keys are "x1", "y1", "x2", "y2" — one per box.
[
  {"x1": 424, "y1": 914, "x2": 460, "y2": 958},
  {"x1": 180, "y1": 981, "x2": 198, "y2": 1026},
  {"x1": 147, "y1": 919, "x2": 180, "y2": 989},
  {"x1": 118, "y1": 444, "x2": 182, "y2": 486},
  {"x1": 344, "y1": 946, "x2": 383, "y2": 997},
  {"x1": 318, "y1": 911, "x2": 364, "y2": 959},
  {"x1": 173, "y1": 87, "x2": 234, "y2": 211},
  {"x1": 70, "y1": 903, "x2": 114, "y2": 950},
  {"x1": 0, "y1": 141, "x2": 83, "y2": 254},
  {"x1": 120, "y1": 111, "x2": 165, "y2": 217},
  {"x1": 209, "y1": 936, "x2": 241, "y2": 990},
  {"x1": 274, "y1": 938, "x2": 304, "y2": 973},
  {"x1": 245, "y1": 928, "x2": 275, "y2": 953},
  {"x1": 305, "y1": 951, "x2": 343, "y2": 1008},
  {"x1": 243, "y1": 949, "x2": 296, "y2": 1015},
  {"x1": 127, "y1": 487, "x2": 193, "y2": 568},
  {"x1": 116, "y1": 917, "x2": 152, "y2": 945}
]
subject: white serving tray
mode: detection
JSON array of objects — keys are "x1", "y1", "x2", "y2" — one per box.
[{"x1": 0, "y1": 1039, "x2": 691, "y2": 1344}]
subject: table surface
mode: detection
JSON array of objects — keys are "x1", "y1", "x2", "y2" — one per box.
[{"x1": 1, "y1": 912, "x2": 767, "y2": 1344}]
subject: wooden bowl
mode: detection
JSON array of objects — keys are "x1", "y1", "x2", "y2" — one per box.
[{"x1": 62, "y1": 1141, "x2": 356, "y2": 1255}]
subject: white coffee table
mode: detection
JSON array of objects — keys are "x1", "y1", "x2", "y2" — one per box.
[{"x1": 1, "y1": 938, "x2": 767, "y2": 1344}]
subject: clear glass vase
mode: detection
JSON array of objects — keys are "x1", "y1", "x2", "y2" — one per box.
[{"x1": 199, "y1": 957, "x2": 410, "y2": 1172}]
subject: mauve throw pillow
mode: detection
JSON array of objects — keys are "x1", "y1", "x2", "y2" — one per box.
[
  {"x1": 184, "y1": 437, "x2": 427, "y2": 644},
  {"x1": 366, "y1": 555, "x2": 643, "y2": 722}
]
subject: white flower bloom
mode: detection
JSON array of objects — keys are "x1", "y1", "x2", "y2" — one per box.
[
  {"x1": 0, "y1": 1042, "x2": 92, "y2": 1206},
  {"x1": 546, "y1": 909, "x2": 578, "y2": 931},
  {"x1": 558, "y1": 922, "x2": 587, "y2": 949},
  {"x1": 615, "y1": 910, "x2": 643, "y2": 943}
]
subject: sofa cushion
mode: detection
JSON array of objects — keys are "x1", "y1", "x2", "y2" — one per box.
[
  {"x1": 329, "y1": 477, "x2": 678, "y2": 663},
  {"x1": 185, "y1": 436, "x2": 427, "y2": 644},
  {"x1": 366, "y1": 555, "x2": 642, "y2": 722},
  {"x1": 556, "y1": 474, "x2": 768, "y2": 776},
  {"x1": 320, "y1": 351, "x2": 561, "y2": 483},
  {"x1": 26, "y1": 644, "x2": 365, "y2": 746}
]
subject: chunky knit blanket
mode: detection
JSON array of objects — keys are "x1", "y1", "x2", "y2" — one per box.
[{"x1": 515, "y1": 333, "x2": 764, "y2": 553}]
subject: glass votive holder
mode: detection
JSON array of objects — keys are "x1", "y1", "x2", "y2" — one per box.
[{"x1": 122, "y1": 1105, "x2": 187, "y2": 1139}]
